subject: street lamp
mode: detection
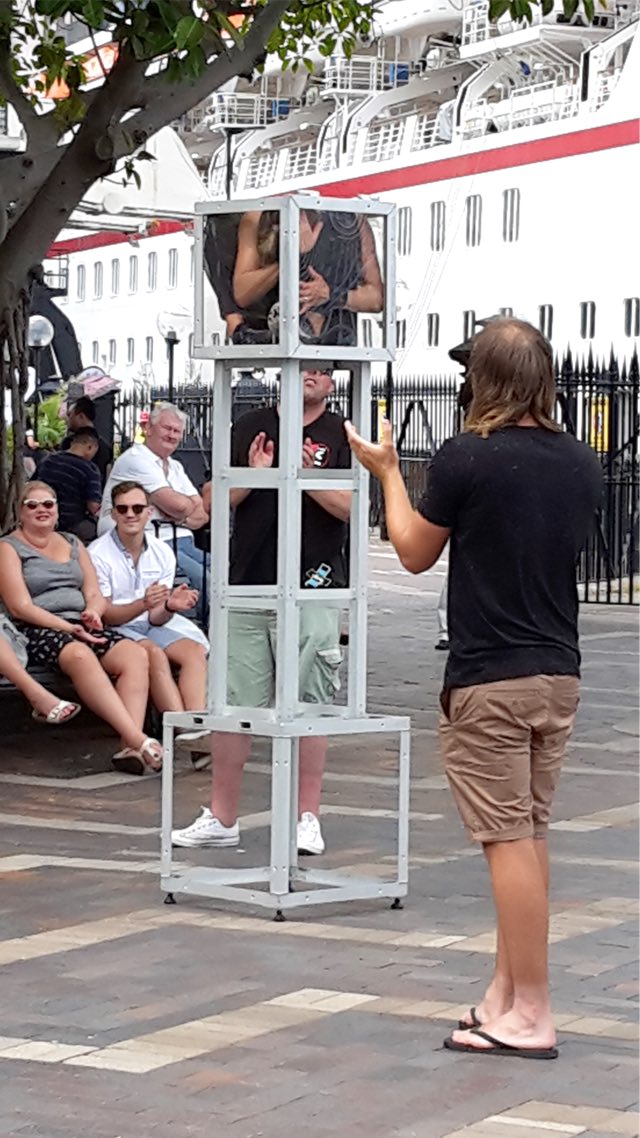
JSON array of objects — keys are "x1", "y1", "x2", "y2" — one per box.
[
  {"x1": 27, "y1": 315, "x2": 54, "y2": 443},
  {"x1": 157, "y1": 308, "x2": 191, "y2": 403}
]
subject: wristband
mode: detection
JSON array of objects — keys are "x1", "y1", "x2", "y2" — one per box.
[{"x1": 164, "y1": 599, "x2": 174, "y2": 614}]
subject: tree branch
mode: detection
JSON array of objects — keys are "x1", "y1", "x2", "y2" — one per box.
[
  {"x1": 118, "y1": 0, "x2": 288, "y2": 149},
  {"x1": 0, "y1": 53, "x2": 59, "y2": 149}
]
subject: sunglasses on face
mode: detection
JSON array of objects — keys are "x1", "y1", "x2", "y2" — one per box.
[
  {"x1": 113, "y1": 503, "x2": 148, "y2": 516},
  {"x1": 23, "y1": 498, "x2": 57, "y2": 510}
]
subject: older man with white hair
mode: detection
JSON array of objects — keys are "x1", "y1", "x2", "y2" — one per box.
[{"x1": 98, "y1": 403, "x2": 209, "y2": 603}]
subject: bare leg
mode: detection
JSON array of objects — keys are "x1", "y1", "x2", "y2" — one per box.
[
  {"x1": 0, "y1": 636, "x2": 72, "y2": 718},
  {"x1": 298, "y1": 736, "x2": 327, "y2": 818},
  {"x1": 451, "y1": 836, "x2": 556, "y2": 1050},
  {"x1": 58, "y1": 642, "x2": 149, "y2": 751},
  {"x1": 210, "y1": 732, "x2": 251, "y2": 827},
  {"x1": 462, "y1": 836, "x2": 550, "y2": 1027},
  {"x1": 100, "y1": 641, "x2": 150, "y2": 736},
  {"x1": 165, "y1": 640, "x2": 207, "y2": 710},
  {"x1": 139, "y1": 640, "x2": 183, "y2": 714}
]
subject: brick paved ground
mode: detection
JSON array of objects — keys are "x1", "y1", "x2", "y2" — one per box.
[{"x1": 0, "y1": 541, "x2": 638, "y2": 1138}]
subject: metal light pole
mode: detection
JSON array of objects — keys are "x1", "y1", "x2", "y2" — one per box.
[
  {"x1": 27, "y1": 315, "x2": 54, "y2": 444},
  {"x1": 157, "y1": 310, "x2": 191, "y2": 402}
]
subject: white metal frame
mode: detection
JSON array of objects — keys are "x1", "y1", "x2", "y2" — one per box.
[
  {"x1": 193, "y1": 194, "x2": 397, "y2": 364},
  {"x1": 162, "y1": 198, "x2": 409, "y2": 917}
]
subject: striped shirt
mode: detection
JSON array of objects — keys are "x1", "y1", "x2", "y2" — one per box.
[{"x1": 38, "y1": 451, "x2": 102, "y2": 529}]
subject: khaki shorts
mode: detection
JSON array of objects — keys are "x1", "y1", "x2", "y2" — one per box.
[
  {"x1": 226, "y1": 607, "x2": 343, "y2": 708},
  {"x1": 439, "y1": 675, "x2": 580, "y2": 843}
]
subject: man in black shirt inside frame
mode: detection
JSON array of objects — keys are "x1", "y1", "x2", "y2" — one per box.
[
  {"x1": 346, "y1": 318, "x2": 603, "y2": 1062},
  {"x1": 173, "y1": 368, "x2": 351, "y2": 857}
]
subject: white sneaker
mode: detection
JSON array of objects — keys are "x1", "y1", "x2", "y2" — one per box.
[
  {"x1": 297, "y1": 812, "x2": 325, "y2": 855},
  {"x1": 171, "y1": 807, "x2": 239, "y2": 848}
]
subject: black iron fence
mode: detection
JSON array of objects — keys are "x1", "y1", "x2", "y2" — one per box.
[{"x1": 113, "y1": 351, "x2": 638, "y2": 605}]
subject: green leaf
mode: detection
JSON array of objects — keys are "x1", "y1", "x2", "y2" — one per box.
[
  {"x1": 583, "y1": 0, "x2": 595, "y2": 19},
  {"x1": 174, "y1": 15, "x2": 203, "y2": 52},
  {"x1": 563, "y1": 0, "x2": 579, "y2": 16},
  {"x1": 541, "y1": 0, "x2": 555, "y2": 15},
  {"x1": 488, "y1": 0, "x2": 511, "y2": 21},
  {"x1": 82, "y1": 0, "x2": 106, "y2": 27}
]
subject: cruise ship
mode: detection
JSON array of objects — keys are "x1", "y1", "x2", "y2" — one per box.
[{"x1": 39, "y1": 0, "x2": 640, "y2": 387}]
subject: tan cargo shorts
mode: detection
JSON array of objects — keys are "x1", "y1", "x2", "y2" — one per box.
[{"x1": 439, "y1": 674, "x2": 580, "y2": 843}]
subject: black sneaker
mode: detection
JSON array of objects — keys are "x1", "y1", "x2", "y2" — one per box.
[{"x1": 435, "y1": 637, "x2": 450, "y2": 652}]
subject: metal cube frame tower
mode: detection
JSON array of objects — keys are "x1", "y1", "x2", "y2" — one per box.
[{"x1": 160, "y1": 195, "x2": 411, "y2": 916}]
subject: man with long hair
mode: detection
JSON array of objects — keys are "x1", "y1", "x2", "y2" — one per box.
[{"x1": 346, "y1": 318, "x2": 603, "y2": 1061}]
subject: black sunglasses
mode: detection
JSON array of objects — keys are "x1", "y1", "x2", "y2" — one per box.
[{"x1": 113, "y1": 503, "x2": 148, "y2": 516}]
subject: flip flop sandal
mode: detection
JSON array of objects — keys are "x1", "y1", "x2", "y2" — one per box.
[
  {"x1": 111, "y1": 748, "x2": 146, "y2": 776},
  {"x1": 443, "y1": 1028, "x2": 558, "y2": 1061},
  {"x1": 32, "y1": 700, "x2": 81, "y2": 725},
  {"x1": 139, "y1": 738, "x2": 163, "y2": 772},
  {"x1": 458, "y1": 1006, "x2": 482, "y2": 1030}
]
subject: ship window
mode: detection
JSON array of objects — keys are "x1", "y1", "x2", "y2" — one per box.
[
  {"x1": 147, "y1": 252, "x2": 157, "y2": 291},
  {"x1": 397, "y1": 319, "x2": 407, "y2": 349},
  {"x1": 427, "y1": 313, "x2": 440, "y2": 347},
  {"x1": 624, "y1": 297, "x2": 640, "y2": 337},
  {"x1": 539, "y1": 304, "x2": 553, "y2": 340},
  {"x1": 499, "y1": 307, "x2": 513, "y2": 316},
  {"x1": 502, "y1": 188, "x2": 520, "y2": 243},
  {"x1": 110, "y1": 258, "x2": 119, "y2": 297},
  {"x1": 211, "y1": 332, "x2": 221, "y2": 346},
  {"x1": 91, "y1": 340, "x2": 99, "y2": 363},
  {"x1": 76, "y1": 265, "x2": 86, "y2": 302},
  {"x1": 108, "y1": 339, "x2": 116, "y2": 366},
  {"x1": 145, "y1": 336, "x2": 154, "y2": 362},
  {"x1": 580, "y1": 301, "x2": 596, "y2": 339},
  {"x1": 463, "y1": 309, "x2": 476, "y2": 340},
  {"x1": 128, "y1": 255, "x2": 138, "y2": 294},
  {"x1": 362, "y1": 318, "x2": 373, "y2": 348},
  {"x1": 93, "y1": 261, "x2": 103, "y2": 300},
  {"x1": 430, "y1": 201, "x2": 446, "y2": 252},
  {"x1": 127, "y1": 338, "x2": 135, "y2": 365},
  {"x1": 465, "y1": 195, "x2": 482, "y2": 247},
  {"x1": 188, "y1": 333, "x2": 194, "y2": 356},
  {"x1": 190, "y1": 245, "x2": 195, "y2": 284},
  {"x1": 168, "y1": 248, "x2": 178, "y2": 289},
  {"x1": 398, "y1": 207, "x2": 413, "y2": 256}
]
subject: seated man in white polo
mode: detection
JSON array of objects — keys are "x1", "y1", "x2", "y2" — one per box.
[
  {"x1": 90, "y1": 481, "x2": 209, "y2": 737},
  {"x1": 98, "y1": 403, "x2": 208, "y2": 612}
]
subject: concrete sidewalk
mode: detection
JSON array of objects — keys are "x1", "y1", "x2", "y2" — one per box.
[{"x1": 0, "y1": 542, "x2": 638, "y2": 1138}]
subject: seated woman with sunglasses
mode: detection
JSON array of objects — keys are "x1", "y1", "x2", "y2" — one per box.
[{"x1": 0, "y1": 482, "x2": 163, "y2": 774}]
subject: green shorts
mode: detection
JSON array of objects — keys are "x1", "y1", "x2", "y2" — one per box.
[{"x1": 226, "y1": 607, "x2": 343, "y2": 707}]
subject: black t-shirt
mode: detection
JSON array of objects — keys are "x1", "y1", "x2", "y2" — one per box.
[
  {"x1": 230, "y1": 406, "x2": 350, "y2": 587},
  {"x1": 419, "y1": 427, "x2": 603, "y2": 690}
]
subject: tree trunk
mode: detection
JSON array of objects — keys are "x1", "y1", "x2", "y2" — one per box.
[{"x1": 0, "y1": 288, "x2": 30, "y2": 532}]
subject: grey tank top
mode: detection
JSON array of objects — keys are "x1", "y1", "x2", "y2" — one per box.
[{"x1": 1, "y1": 533, "x2": 85, "y2": 618}]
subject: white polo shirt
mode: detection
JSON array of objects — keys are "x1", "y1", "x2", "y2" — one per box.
[
  {"x1": 97, "y1": 443, "x2": 198, "y2": 540},
  {"x1": 89, "y1": 529, "x2": 175, "y2": 602}
]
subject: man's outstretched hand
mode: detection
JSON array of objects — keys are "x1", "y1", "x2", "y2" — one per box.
[{"x1": 345, "y1": 418, "x2": 399, "y2": 481}]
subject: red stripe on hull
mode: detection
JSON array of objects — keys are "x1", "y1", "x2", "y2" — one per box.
[
  {"x1": 315, "y1": 119, "x2": 640, "y2": 198},
  {"x1": 49, "y1": 218, "x2": 187, "y2": 257}
]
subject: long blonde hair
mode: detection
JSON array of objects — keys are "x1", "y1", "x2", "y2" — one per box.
[{"x1": 464, "y1": 318, "x2": 559, "y2": 438}]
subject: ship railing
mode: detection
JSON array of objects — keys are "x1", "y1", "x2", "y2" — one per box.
[
  {"x1": 461, "y1": 78, "x2": 578, "y2": 135},
  {"x1": 244, "y1": 147, "x2": 280, "y2": 190},
  {"x1": 615, "y1": 0, "x2": 640, "y2": 27},
  {"x1": 410, "y1": 112, "x2": 439, "y2": 151},
  {"x1": 284, "y1": 141, "x2": 319, "y2": 180},
  {"x1": 201, "y1": 92, "x2": 298, "y2": 131},
  {"x1": 362, "y1": 118, "x2": 406, "y2": 164},
  {"x1": 592, "y1": 68, "x2": 623, "y2": 109},
  {"x1": 323, "y1": 56, "x2": 412, "y2": 95},
  {"x1": 462, "y1": 0, "x2": 544, "y2": 45}
]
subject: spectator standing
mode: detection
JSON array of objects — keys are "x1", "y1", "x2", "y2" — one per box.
[
  {"x1": 346, "y1": 319, "x2": 603, "y2": 1061},
  {"x1": 172, "y1": 369, "x2": 351, "y2": 856},
  {"x1": 97, "y1": 403, "x2": 209, "y2": 609},
  {"x1": 39, "y1": 427, "x2": 102, "y2": 543},
  {"x1": 61, "y1": 396, "x2": 112, "y2": 486}
]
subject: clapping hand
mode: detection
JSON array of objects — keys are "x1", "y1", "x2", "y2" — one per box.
[
  {"x1": 344, "y1": 418, "x2": 399, "y2": 481},
  {"x1": 300, "y1": 266, "x2": 330, "y2": 315},
  {"x1": 248, "y1": 432, "x2": 275, "y2": 469},
  {"x1": 168, "y1": 584, "x2": 199, "y2": 612},
  {"x1": 144, "y1": 582, "x2": 170, "y2": 610},
  {"x1": 80, "y1": 607, "x2": 103, "y2": 631}
]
